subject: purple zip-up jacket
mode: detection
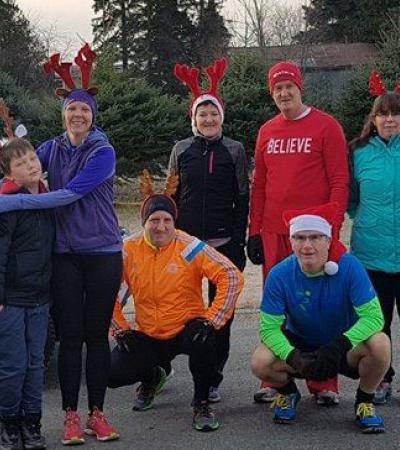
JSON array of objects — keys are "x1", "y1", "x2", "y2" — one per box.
[{"x1": 38, "y1": 128, "x2": 122, "y2": 253}]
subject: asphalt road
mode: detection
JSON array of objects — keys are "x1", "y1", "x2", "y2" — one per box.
[{"x1": 43, "y1": 312, "x2": 400, "y2": 450}]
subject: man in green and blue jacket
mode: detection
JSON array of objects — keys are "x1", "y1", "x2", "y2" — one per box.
[{"x1": 251, "y1": 203, "x2": 390, "y2": 434}]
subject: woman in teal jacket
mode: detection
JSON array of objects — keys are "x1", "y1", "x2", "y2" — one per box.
[{"x1": 349, "y1": 90, "x2": 400, "y2": 404}]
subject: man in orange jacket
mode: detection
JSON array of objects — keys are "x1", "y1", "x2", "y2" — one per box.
[{"x1": 108, "y1": 193, "x2": 243, "y2": 432}]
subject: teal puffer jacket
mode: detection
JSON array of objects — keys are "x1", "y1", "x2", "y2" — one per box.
[{"x1": 349, "y1": 134, "x2": 400, "y2": 273}]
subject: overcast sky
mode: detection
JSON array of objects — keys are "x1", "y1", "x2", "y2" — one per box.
[{"x1": 17, "y1": 0, "x2": 304, "y2": 53}]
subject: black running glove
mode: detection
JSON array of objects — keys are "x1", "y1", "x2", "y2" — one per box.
[
  {"x1": 286, "y1": 348, "x2": 318, "y2": 376},
  {"x1": 114, "y1": 330, "x2": 137, "y2": 353},
  {"x1": 185, "y1": 318, "x2": 216, "y2": 351},
  {"x1": 247, "y1": 234, "x2": 265, "y2": 265},
  {"x1": 305, "y1": 335, "x2": 352, "y2": 380}
]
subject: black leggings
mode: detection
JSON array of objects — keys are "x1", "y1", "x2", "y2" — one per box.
[
  {"x1": 52, "y1": 252, "x2": 123, "y2": 411},
  {"x1": 367, "y1": 270, "x2": 400, "y2": 383},
  {"x1": 108, "y1": 327, "x2": 216, "y2": 402},
  {"x1": 208, "y1": 239, "x2": 246, "y2": 387}
]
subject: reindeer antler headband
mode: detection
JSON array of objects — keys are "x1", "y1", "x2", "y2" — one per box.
[
  {"x1": 44, "y1": 43, "x2": 98, "y2": 98},
  {"x1": 174, "y1": 58, "x2": 228, "y2": 124},
  {"x1": 369, "y1": 70, "x2": 400, "y2": 96},
  {"x1": 139, "y1": 169, "x2": 179, "y2": 225},
  {"x1": 43, "y1": 43, "x2": 99, "y2": 122},
  {"x1": 140, "y1": 169, "x2": 179, "y2": 198}
]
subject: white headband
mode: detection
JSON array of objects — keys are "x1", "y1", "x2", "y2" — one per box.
[
  {"x1": 289, "y1": 214, "x2": 332, "y2": 238},
  {"x1": 191, "y1": 94, "x2": 224, "y2": 135}
]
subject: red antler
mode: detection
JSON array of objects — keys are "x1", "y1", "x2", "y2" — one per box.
[
  {"x1": 369, "y1": 70, "x2": 387, "y2": 96},
  {"x1": 43, "y1": 53, "x2": 76, "y2": 90},
  {"x1": 173, "y1": 64, "x2": 202, "y2": 98},
  {"x1": 205, "y1": 58, "x2": 228, "y2": 98},
  {"x1": 74, "y1": 43, "x2": 96, "y2": 89}
]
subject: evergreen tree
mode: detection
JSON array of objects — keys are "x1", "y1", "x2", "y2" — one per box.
[
  {"x1": 221, "y1": 52, "x2": 273, "y2": 159},
  {"x1": 96, "y1": 65, "x2": 188, "y2": 175},
  {"x1": 298, "y1": 0, "x2": 400, "y2": 44},
  {"x1": 194, "y1": 0, "x2": 230, "y2": 66},
  {"x1": 0, "y1": 71, "x2": 60, "y2": 146},
  {"x1": 335, "y1": 17, "x2": 400, "y2": 140},
  {"x1": 133, "y1": 0, "x2": 197, "y2": 94},
  {"x1": 92, "y1": 0, "x2": 140, "y2": 71},
  {"x1": 0, "y1": 0, "x2": 49, "y2": 91},
  {"x1": 92, "y1": 0, "x2": 230, "y2": 93}
]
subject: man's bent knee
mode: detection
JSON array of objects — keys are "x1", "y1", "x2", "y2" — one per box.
[
  {"x1": 365, "y1": 332, "x2": 390, "y2": 351},
  {"x1": 365, "y1": 332, "x2": 391, "y2": 362},
  {"x1": 348, "y1": 332, "x2": 391, "y2": 369},
  {"x1": 251, "y1": 344, "x2": 278, "y2": 380}
]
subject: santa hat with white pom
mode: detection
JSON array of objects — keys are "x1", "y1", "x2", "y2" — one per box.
[{"x1": 282, "y1": 202, "x2": 347, "y2": 276}]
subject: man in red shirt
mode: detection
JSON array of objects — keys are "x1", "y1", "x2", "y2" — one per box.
[{"x1": 248, "y1": 61, "x2": 349, "y2": 404}]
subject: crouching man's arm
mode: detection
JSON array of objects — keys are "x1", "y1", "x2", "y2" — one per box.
[
  {"x1": 199, "y1": 244, "x2": 244, "y2": 330},
  {"x1": 345, "y1": 297, "x2": 383, "y2": 347}
]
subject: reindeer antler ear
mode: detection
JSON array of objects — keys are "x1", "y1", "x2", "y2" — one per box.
[
  {"x1": 164, "y1": 169, "x2": 179, "y2": 196},
  {"x1": 55, "y1": 88, "x2": 70, "y2": 98},
  {"x1": 369, "y1": 70, "x2": 387, "y2": 96},
  {"x1": 140, "y1": 169, "x2": 154, "y2": 199},
  {"x1": 87, "y1": 87, "x2": 99, "y2": 96}
]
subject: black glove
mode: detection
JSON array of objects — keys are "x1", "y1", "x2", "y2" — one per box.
[
  {"x1": 230, "y1": 241, "x2": 246, "y2": 271},
  {"x1": 185, "y1": 318, "x2": 216, "y2": 351},
  {"x1": 114, "y1": 330, "x2": 137, "y2": 353},
  {"x1": 304, "y1": 335, "x2": 352, "y2": 380},
  {"x1": 246, "y1": 234, "x2": 265, "y2": 265},
  {"x1": 286, "y1": 348, "x2": 318, "y2": 377}
]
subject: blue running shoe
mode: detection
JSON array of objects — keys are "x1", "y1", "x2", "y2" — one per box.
[
  {"x1": 355, "y1": 402, "x2": 385, "y2": 433},
  {"x1": 272, "y1": 391, "x2": 301, "y2": 424}
]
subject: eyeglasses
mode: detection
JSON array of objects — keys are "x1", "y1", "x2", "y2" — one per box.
[
  {"x1": 375, "y1": 111, "x2": 400, "y2": 118},
  {"x1": 291, "y1": 234, "x2": 327, "y2": 243}
]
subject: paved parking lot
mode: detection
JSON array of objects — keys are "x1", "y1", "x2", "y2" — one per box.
[{"x1": 43, "y1": 312, "x2": 400, "y2": 450}]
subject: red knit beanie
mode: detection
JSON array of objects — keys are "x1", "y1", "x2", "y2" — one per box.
[{"x1": 268, "y1": 61, "x2": 303, "y2": 94}]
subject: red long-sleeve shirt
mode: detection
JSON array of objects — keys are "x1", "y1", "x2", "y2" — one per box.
[{"x1": 249, "y1": 107, "x2": 349, "y2": 235}]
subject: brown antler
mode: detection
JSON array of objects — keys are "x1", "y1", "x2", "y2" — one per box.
[
  {"x1": 369, "y1": 70, "x2": 387, "y2": 96},
  {"x1": 205, "y1": 58, "x2": 228, "y2": 98},
  {"x1": 140, "y1": 169, "x2": 154, "y2": 199},
  {"x1": 164, "y1": 169, "x2": 179, "y2": 196},
  {"x1": 74, "y1": 43, "x2": 96, "y2": 89},
  {"x1": 174, "y1": 64, "x2": 202, "y2": 98},
  {"x1": 0, "y1": 98, "x2": 14, "y2": 139}
]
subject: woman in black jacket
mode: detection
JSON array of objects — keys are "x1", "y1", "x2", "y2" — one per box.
[{"x1": 169, "y1": 59, "x2": 249, "y2": 402}]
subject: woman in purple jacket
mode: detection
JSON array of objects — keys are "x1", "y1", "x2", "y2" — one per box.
[{"x1": 0, "y1": 45, "x2": 122, "y2": 444}]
